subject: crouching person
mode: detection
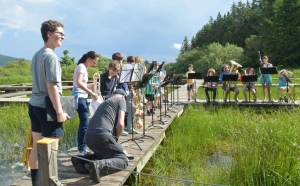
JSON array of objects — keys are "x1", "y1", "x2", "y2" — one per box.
[{"x1": 71, "y1": 89, "x2": 129, "y2": 183}]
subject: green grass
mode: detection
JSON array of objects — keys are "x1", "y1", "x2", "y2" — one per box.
[
  {"x1": 0, "y1": 103, "x2": 79, "y2": 166},
  {"x1": 139, "y1": 104, "x2": 300, "y2": 186}
]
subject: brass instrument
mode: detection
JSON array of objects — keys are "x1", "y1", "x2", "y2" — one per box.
[
  {"x1": 93, "y1": 73, "x2": 104, "y2": 101},
  {"x1": 226, "y1": 60, "x2": 242, "y2": 87}
]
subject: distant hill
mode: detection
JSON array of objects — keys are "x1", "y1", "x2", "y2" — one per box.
[{"x1": 0, "y1": 54, "x2": 26, "y2": 67}]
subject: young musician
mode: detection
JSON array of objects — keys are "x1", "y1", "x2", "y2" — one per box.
[
  {"x1": 204, "y1": 68, "x2": 218, "y2": 103},
  {"x1": 186, "y1": 64, "x2": 196, "y2": 102},
  {"x1": 242, "y1": 68, "x2": 257, "y2": 103},
  {"x1": 259, "y1": 56, "x2": 273, "y2": 102},
  {"x1": 278, "y1": 69, "x2": 293, "y2": 98},
  {"x1": 219, "y1": 64, "x2": 240, "y2": 102}
]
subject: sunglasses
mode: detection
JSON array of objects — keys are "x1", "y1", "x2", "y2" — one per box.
[{"x1": 53, "y1": 32, "x2": 65, "y2": 37}]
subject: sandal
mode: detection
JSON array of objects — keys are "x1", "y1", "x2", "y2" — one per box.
[{"x1": 262, "y1": 100, "x2": 267, "y2": 103}]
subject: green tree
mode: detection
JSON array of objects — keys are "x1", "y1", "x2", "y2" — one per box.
[
  {"x1": 180, "y1": 36, "x2": 191, "y2": 54},
  {"x1": 60, "y1": 50, "x2": 75, "y2": 66}
]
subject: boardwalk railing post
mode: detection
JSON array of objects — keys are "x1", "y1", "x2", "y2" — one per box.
[{"x1": 37, "y1": 138, "x2": 61, "y2": 186}]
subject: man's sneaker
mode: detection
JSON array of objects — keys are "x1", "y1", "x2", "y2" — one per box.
[
  {"x1": 78, "y1": 149, "x2": 92, "y2": 155},
  {"x1": 89, "y1": 161, "x2": 102, "y2": 183},
  {"x1": 121, "y1": 130, "x2": 128, "y2": 136},
  {"x1": 126, "y1": 128, "x2": 139, "y2": 134},
  {"x1": 71, "y1": 156, "x2": 89, "y2": 174}
]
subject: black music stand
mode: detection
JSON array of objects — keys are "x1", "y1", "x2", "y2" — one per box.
[
  {"x1": 165, "y1": 71, "x2": 176, "y2": 113},
  {"x1": 260, "y1": 67, "x2": 278, "y2": 76},
  {"x1": 159, "y1": 79, "x2": 172, "y2": 118},
  {"x1": 147, "y1": 61, "x2": 157, "y2": 73},
  {"x1": 151, "y1": 62, "x2": 167, "y2": 125},
  {"x1": 222, "y1": 74, "x2": 238, "y2": 103},
  {"x1": 241, "y1": 75, "x2": 257, "y2": 103},
  {"x1": 187, "y1": 73, "x2": 203, "y2": 102},
  {"x1": 174, "y1": 76, "x2": 183, "y2": 105},
  {"x1": 120, "y1": 64, "x2": 145, "y2": 150},
  {"x1": 204, "y1": 75, "x2": 219, "y2": 103},
  {"x1": 131, "y1": 74, "x2": 155, "y2": 143}
]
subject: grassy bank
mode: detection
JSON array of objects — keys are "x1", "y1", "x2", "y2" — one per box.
[
  {"x1": 140, "y1": 104, "x2": 300, "y2": 185},
  {"x1": 0, "y1": 103, "x2": 78, "y2": 166}
]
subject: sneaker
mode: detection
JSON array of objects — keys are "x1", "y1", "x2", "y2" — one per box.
[
  {"x1": 188, "y1": 98, "x2": 190, "y2": 102},
  {"x1": 206, "y1": 99, "x2": 210, "y2": 103},
  {"x1": 78, "y1": 149, "x2": 92, "y2": 155},
  {"x1": 89, "y1": 161, "x2": 102, "y2": 183},
  {"x1": 123, "y1": 150, "x2": 134, "y2": 160},
  {"x1": 223, "y1": 99, "x2": 227, "y2": 103},
  {"x1": 71, "y1": 156, "x2": 89, "y2": 174},
  {"x1": 126, "y1": 128, "x2": 139, "y2": 134},
  {"x1": 150, "y1": 109, "x2": 155, "y2": 114},
  {"x1": 121, "y1": 130, "x2": 128, "y2": 136}
]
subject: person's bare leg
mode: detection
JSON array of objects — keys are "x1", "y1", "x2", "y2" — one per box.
[
  {"x1": 267, "y1": 85, "x2": 272, "y2": 101},
  {"x1": 262, "y1": 84, "x2": 266, "y2": 101},
  {"x1": 30, "y1": 132, "x2": 43, "y2": 169}
]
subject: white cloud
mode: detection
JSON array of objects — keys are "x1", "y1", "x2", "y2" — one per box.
[
  {"x1": 22, "y1": 0, "x2": 56, "y2": 3},
  {"x1": 170, "y1": 43, "x2": 182, "y2": 50}
]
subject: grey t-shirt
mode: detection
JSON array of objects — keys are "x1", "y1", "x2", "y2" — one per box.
[
  {"x1": 88, "y1": 96, "x2": 126, "y2": 134},
  {"x1": 29, "y1": 48, "x2": 62, "y2": 108}
]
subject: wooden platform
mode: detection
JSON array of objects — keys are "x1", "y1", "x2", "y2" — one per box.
[
  {"x1": 9, "y1": 79, "x2": 299, "y2": 186},
  {"x1": 11, "y1": 103, "x2": 185, "y2": 185}
]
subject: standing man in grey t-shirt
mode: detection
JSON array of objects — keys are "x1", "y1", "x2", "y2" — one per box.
[
  {"x1": 71, "y1": 89, "x2": 128, "y2": 183},
  {"x1": 28, "y1": 19, "x2": 70, "y2": 186}
]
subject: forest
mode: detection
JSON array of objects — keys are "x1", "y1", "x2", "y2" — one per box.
[{"x1": 163, "y1": 0, "x2": 300, "y2": 75}]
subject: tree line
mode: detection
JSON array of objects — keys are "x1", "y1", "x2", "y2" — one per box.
[{"x1": 164, "y1": 0, "x2": 300, "y2": 75}]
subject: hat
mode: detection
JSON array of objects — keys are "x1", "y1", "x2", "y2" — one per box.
[{"x1": 113, "y1": 89, "x2": 128, "y2": 98}]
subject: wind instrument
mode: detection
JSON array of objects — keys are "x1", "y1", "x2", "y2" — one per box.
[
  {"x1": 258, "y1": 51, "x2": 266, "y2": 84},
  {"x1": 93, "y1": 73, "x2": 104, "y2": 101},
  {"x1": 226, "y1": 60, "x2": 242, "y2": 87}
]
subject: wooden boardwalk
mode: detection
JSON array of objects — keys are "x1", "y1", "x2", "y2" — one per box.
[{"x1": 9, "y1": 79, "x2": 299, "y2": 185}]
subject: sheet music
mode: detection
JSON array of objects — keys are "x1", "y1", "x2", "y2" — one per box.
[{"x1": 120, "y1": 64, "x2": 134, "y2": 83}]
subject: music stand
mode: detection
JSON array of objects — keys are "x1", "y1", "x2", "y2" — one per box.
[
  {"x1": 173, "y1": 76, "x2": 183, "y2": 105},
  {"x1": 240, "y1": 75, "x2": 257, "y2": 103},
  {"x1": 222, "y1": 74, "x2": 239, "y2": 103},
  {"x1": 204, "y1": 75, "x2": 219, "y2": 103},
  {"x1": 260, "y1": 67, "x2": 278, "y2": 76},
  {"x1": 165, "y1": 71, "x2": 177, "y2": 113},
  {"x1": 147, "y1": 61, "x2": 157, "y2": 74},
  {"x1": 158, "y1": 80, "x2": 172, "y2": 118},
  {"x1": 187, "y1": 73, "x2": 203, "y2": 102},
  {"x1": 120, "y1": 64, "x2": 145, "y2": 150},
  {"x1": 146, "y1": 61, "x2": 165, "y2": 130}
]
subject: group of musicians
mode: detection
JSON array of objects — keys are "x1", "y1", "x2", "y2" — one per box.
[{"x1": 200, "y1": 58, "x2": 294, "y2": 103}]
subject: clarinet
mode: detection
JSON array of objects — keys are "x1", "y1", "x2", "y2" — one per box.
[{"x1": 258, "y1": 51, "x2": 266, "y2": 84}]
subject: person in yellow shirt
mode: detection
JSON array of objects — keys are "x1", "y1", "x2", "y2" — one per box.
[{"x1": 186, "y1": 64, "x2": 196, "y2": 102}]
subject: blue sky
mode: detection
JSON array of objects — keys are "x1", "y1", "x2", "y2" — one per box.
[{"x1": 0, "y1": 0, "x2": 248, "y2": 63}]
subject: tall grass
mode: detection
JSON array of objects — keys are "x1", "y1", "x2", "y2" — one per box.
[
  {"x1": 0, "y1": 103, "x2": 79, "y2": 166},
  {"x1": 139, "y1": 104, "x2": 300, "y2": 185}
]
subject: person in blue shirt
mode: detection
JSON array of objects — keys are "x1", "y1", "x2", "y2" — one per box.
[{"x1": 278, "y1": 69, "x2": 293, "y2": 98}]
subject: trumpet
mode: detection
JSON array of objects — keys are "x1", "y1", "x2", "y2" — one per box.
[
  {"x1": 226, "y1": 60, "x2": 242, "y2": 87},
  {"x1": 93, "y1": 73, "x2": 104, "y2": 101}
]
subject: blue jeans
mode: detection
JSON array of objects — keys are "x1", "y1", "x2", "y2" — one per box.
[{"x1": 77, "y1": 98, "x2": 89, "y2": 152}]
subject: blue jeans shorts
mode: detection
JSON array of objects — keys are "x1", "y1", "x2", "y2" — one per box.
[{"x1": 28, "y1": 103, "x2": 64, "y2": 137}]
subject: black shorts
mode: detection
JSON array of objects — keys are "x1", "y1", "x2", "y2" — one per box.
[
  {"x1": 28, "y1": 103, "x2": 64, "y2": 137},
  {"x1": 145, "y1": 94, "x2": 154, "y2": 101}
]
